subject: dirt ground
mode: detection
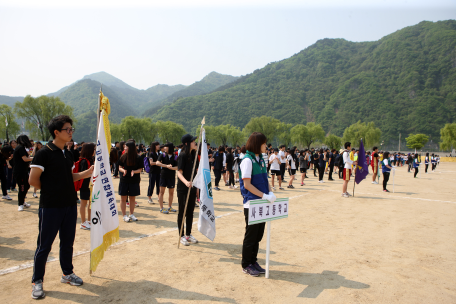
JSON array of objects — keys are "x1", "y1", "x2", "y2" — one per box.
[{"x1": 1, "y1": 162, "x2": 455, "y2": 303}]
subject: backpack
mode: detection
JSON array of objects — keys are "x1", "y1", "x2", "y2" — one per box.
[
  {"x1": 143, "y1": 155, "x2": 150, "y2": 173},
  {"x1": 73, "y1": 158, "x2": 91, "y2": 192}
]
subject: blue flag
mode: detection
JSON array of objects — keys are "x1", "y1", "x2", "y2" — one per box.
[{"x1": 355, "y1": 139, "x2": 369, "y2": 184}]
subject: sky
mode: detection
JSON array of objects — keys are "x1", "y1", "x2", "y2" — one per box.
[{"x1": 0, "y1": 0, "x2": 455, "y2": 97}]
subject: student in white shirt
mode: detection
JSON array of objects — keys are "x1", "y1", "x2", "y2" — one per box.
[
  {"x1": 268, "y1": 148, "x2": 283, "y2": 190},
  {"x1": 278, "y1": 145, "x2": 286, "y2": 181},
  {"x1": 342, "y1": 142, "x2": 357, "y2": 198},
  {"x1": 286, "y1": 148, "x2": 297, "y2": 188}
]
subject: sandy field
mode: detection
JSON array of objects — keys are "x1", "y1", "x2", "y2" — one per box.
[{"x1": 1, "y1": 162, "x2": 455, "y2": 303}]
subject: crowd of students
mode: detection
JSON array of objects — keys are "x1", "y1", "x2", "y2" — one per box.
[{"x1": 0, "y1": 114, "x2": 445, "y2": 298}]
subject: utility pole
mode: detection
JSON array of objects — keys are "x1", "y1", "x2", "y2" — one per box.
[{"x1": 399, "y1": 133, "x2": 401, "y2": 152}]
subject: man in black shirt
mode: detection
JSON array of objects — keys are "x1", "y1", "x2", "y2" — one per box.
[{"x1": 29, "y1": 115, "x2": 93, "y2": 300}]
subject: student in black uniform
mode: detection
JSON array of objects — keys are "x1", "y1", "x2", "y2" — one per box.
[
  {"x1": 176, "y1": 134, "x2": 199, "y2": 246},
  {"x1": 226, "y1": 147, "x2": 235, "y2": 189},
  {"x1": 14, "y1": 135, "x2": 33, "y2": 211},
  {"x1": 7, "y1": 139, "x2": 17, "y2": 192},
  {"x1": 78, "y1": 143, "x2": 95, "y2": 230},
  {"x1": 29, "y1": 115, "x2": 94, "y2": 299},
  {"x1": 157, "y1": 143, "x2": 178, "y2": 214},
  {"x1": 118, "y1": 141, "x2": 144, "y2": 222},
  {"x1": 0, "y1": 145, "x2": 12, "y2": 200},
  {"x1": 147, "y1": 142, "x2": 161, "y2": 204},
  {"x1": 212, "y1": 146, "x2": 226, "y2": 191}
]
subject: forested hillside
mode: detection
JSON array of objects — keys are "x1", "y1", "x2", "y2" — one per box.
[
  {"x1": 152, "y1": 20, "x2": 456, "y2": 143},
  {"x1": 143, "y1": 72, "x2": 238, "y2": 116}
]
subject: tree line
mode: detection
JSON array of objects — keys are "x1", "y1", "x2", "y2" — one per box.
[{"x1": 2, "y1": 96, "x2": 456, "y2": 152}]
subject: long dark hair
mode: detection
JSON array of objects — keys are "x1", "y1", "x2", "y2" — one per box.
[
  {"x1": 16, "y1": 135, "x2": 32, "y2": 148},
  {"x1": 110, "y1": 147, "x2": 118, "y2": 163},
  {"x1": 120, "y1": 141, "x2": 137, "y2": 166},
  {"x1": 181, "y1": 141, "x2": 193, "y2": 160},
  {"x1": 80, "y1": 143, "x2": 95, "y2": 159},
  {"x1": 150, "y1": 141, "x2": 159, "y2": 154}
]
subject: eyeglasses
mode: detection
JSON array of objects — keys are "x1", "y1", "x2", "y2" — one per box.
[{"x1": 61, "y1": 127, "x2": 75, "y2": 134}]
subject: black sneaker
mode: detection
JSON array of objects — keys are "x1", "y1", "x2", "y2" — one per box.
[
  {"x1": 253, "y1": 262, "x2": 266, "y2": 274},
  {"x1": 243, "y1": 264, "x2": 260, "y2": 277},
  {"x1": 214, "y1": 187, "x2": 220, "y2": 191}
]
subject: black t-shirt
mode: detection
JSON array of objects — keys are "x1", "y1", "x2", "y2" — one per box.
[
  {"x1": 118, "y1": 155, "x2": 144, "y2": 184},
  {"x1": 79, "y1": 158, "x2": 92, "y2": 190},
  {"x1": 72, "y1": 149, "x2": 80, "y2": 161},
  {"x1": 177, "y1": 151, "x2": 199, "y2": 192},
  {"x1": 31, "y1": 143, "x2": 77, "y2": 208},
  {"x1": 148, "y1": 152, "x2": 161, "y2": 174},
  {"x1": 12, "y1": 145, "x2": 30, "y2": 178},
  {"x1": 158, "y1": 153, "x2": 177, "y2": 179}
]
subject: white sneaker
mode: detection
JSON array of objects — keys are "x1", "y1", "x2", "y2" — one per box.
[
  {"x1": 23, "y1": 202, "x2": 31, "y2": 208},
  {"x1": 123, "y1": 215, "x2": 131, "y2": 222},
  {"x1": 234, "y1": 185, "x2": 239, "y2": 189},
  {"x1": 148, "y1": 198, "x2": 154, "y2": 204},
  {"x1": 33, "y1": 193, "x2": 38, "y2": 198},
  {"x1": 345, "y1": 192, "x2": 352, "y2": 196},
  {"x1": 2, "y1": 195, "x2": 12, "y2": 200},
  {"x1": 129, "y1": 214, "x2": 138, "y2": 221},
  {"x1": 187, "y1": 235, "x2": 198, "y2": 244},
  {"x1": 342, "y1": 193, "x2": 349, "y2": 198},
  {"x1": 135, "y1": 202, "x2": 139, "y2": 207},
  {"x1": 371, "y1": 181, "x2": 378, "y2": 184},
  {"x1": 18, "y1": 205, "x2": 24, "y2": 211},
  {"x1": 80, "y1": 221, "x2": 91, "y2": 230},
  {"x1": 180, "y1": 236, "x2": 190, "y2": 246}
]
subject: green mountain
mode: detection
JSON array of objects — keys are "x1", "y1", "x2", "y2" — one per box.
[
  {"x1": 82, "y1": 71, "x2": 135, "y2": 90},
  {"x1": 59, "y1": 79, "x2": 136, "y2": 121},
  {"x1": 0, "y1": 95, "x2": 24, "y2": 107},
  {"x1": 143, "y1": 72, "x2": 238, "y2": 117},
  {"x1": 152, "y1": 20, "x2": 456, "y2": 143}
]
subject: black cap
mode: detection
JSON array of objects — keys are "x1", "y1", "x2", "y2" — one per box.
[{"x1": 181, "y1": 134, "x2": 197, "y2": 144}]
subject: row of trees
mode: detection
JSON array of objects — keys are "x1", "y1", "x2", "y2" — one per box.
[{"x1": 0, "y1": 95, "x2": 75, "y2": 141}]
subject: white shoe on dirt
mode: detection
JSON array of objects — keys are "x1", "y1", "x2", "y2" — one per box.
[
  {"x1": 80, "y1": 221, "x2": 91, "y2": 230},
  {"x1": 187, "y1": 235, "x2": 198, "y2": 244},
  {"x1": 2, "y1": 195, "x2": 12, "y2": 200},
  {"x1": 129, "y1": 214, "x2": 138, "y2": 221},
  {"x1": 33, "y1": 193, "x2": 38, "y2": 198},
  {"x1": 180, "y1": 236, "x2": 190, "y2": 246},
  {"x1": 18, "y1": 205, "x2": 24, "y2": 211},
  {"x1": 123, "y1": 215, "x2": 131, "y2": 222},
  {"x1": 23, "y1": 202, "x2": 31, "y2": 208}
]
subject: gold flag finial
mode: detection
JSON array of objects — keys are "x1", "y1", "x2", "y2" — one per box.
[{"x1": 201, "y1": 116, "x2": 205, "y2": 125}]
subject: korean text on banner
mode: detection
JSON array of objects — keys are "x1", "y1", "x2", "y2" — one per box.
[
  {"x1": 193, "y1": 128, "x2": 216, "y2": 241},
  {"x1": 90, "y1": 112, "x2": 119, "y2": 273},
  {"x1": 248, "y1": 198, "x2": 289, "y2": 225}
]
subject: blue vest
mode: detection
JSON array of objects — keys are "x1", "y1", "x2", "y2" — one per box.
[
  {"x1": 382, "y1": 159, "x2": 391, "y2": 173},
  {"x1": 239, "y1": 151, "x2": 269, "y2": 205}
]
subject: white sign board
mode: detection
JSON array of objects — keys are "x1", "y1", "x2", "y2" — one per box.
[{"x1": 248, "y1": 198, "x2": 289, "y2": 225}]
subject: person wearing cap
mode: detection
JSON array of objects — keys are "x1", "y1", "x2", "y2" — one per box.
[
  {"x1": 176, "y1": 134, "x2": 199, "y2": 246},
  {"x1": 156, "y1": 142, "x2": 178, "y2": 214}
]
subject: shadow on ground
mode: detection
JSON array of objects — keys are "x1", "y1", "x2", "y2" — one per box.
[{"x1": 47, "y1": 279, "x2": 237, "y2": 303}]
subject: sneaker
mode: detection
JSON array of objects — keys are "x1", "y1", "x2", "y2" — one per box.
[
  {"x1": 272, "y1": 187, "x2": 276, "y2": 190},
  {"x1": 300, "y1": 183, "x2": 304, "y2": 186},
  {"x1": 2, "y1": 195, "x2": 12, "y2": 200},
  {"x1": 383, "y1": 189, "x2": 390, "y2": 192},
  {"x1": 253, "y1": 262, "x2": 266, "y2": 274},
  {"x1": 11, "y1": 188, "x2": 17, "y2": 192},
  {"x1": 80, "y1": 221, "x2": 91, "y2": 230},
  {"x1": 225, "y1": 183, "x2": 229, "y2": 186},
  {"x1": 18, "y1": 205, "x2": 24, "y2": 211},
  {"x1": 229, "y1": 186, "x2": 234, "y2": 189},
  {"x1": 279, "y1": 187, "x2": 284, "y2": 190},
  {"x1": 23, "y1": 202, "x2": 31, "y2": 208},
  {"x1": 123, "y1": 215, "x2": 131, "y2": 222},
  {"x1": 321, "y1": 180, "x2": 325, "y2": 183},
  {"x1": 126, "y1": 202, "x2": 130, "y2": 206},
  {"x1": 129, "y1": 214, "x2": 138, "y2": 221},
  {"x1": 180, "y1": 236, "x2": 190, "y2": 246},
  {"x1": 7, "y1": 189, "x2": 11, "y2": 193},
  {"x1": 234, "y1": 185, "x2": 239, "y2": 189},
  {"x1": 213, "y1": 187, "x2": 220, "y2": 191},
  {"x1": 243, "y1": 264, "x2": 260, "y2": 277},
  {"x1": 33, "y1": 193, "x2": 38, "y2": 198},
  {"x1": 148, "y1": 198, "x2": 154, "y2": 204},
  {"x1": 167, "y1": 207, "x2": 177, "y2": 213},
  {"x1": 187, "y1": 235, "x2": 198, "y2": 244},
  {"x1": 76, "y1": 199, "x2": 81, "y2": 204},
  {"x1": 31, "y1": 280, "x2": 45, "y2": 299},
  {"x1": 160, "y1": 208, "x2": 169, "y2": 214},
  {"x1": 61, "y1": 273, "x2": 83, "y2": 286},
  {"x1": 345, "y1": 192, "x2": 352, "y2": 196},
  {"x1": 342, "y1": 193, "x2": 349, "y2": 198},
  {"x1": 135, "y1": 202, "x2": 139, "y2": 207}
]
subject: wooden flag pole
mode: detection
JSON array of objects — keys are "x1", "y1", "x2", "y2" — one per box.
[
  {"x1": 177, "y1": 117, "x2": 205, "y2": 249},
  {"x1": 265, "y1": 221, "x2": 271, "y2": 279},
  {"x1": 352, "y1": 167, "x2": 356, "y2": 197}
]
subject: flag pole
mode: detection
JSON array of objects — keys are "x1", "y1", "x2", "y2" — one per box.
[
  {"x1": 352, "y1": 167, "x2": 356, "y2": 197},
  {"x1": 178, "y1": 117, "x2": 205, "y2": 249},
  {"x1": 90, "y1": 85, "x2": 103, "y2": 275}
]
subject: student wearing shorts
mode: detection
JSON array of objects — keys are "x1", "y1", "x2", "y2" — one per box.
[
  {"x1": 342, "y1": 142, "x2": 357, "y2": 198},
  {"x1": 78, "y1": 143, "x2": 95, "y2": 229},
  {"x1": 286, "y1": 148, "x2": 297, "y2": 188},
  {"x1": 118, "y1": 141, "x2": 144, "y2": 222},
  {"x1": 269, "y1": 148, "x2": 282, "y2": 190},
  {"x1": 371, "y1": 147, "x2": 379, "y2": 184},
  {"x1": 157, "y1": 143, "x2": 178, "y2": 214},
  {"x1": 299, "y1": 150, "x2": 308, "y2": 186}
]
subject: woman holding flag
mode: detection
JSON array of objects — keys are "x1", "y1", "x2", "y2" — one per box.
[
  {"x1": 239, "y1": 132, "x2": 276, "y2": 277},
  {"x1": 176, "y1": 134, "x2": 199, "y2": 246}
]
